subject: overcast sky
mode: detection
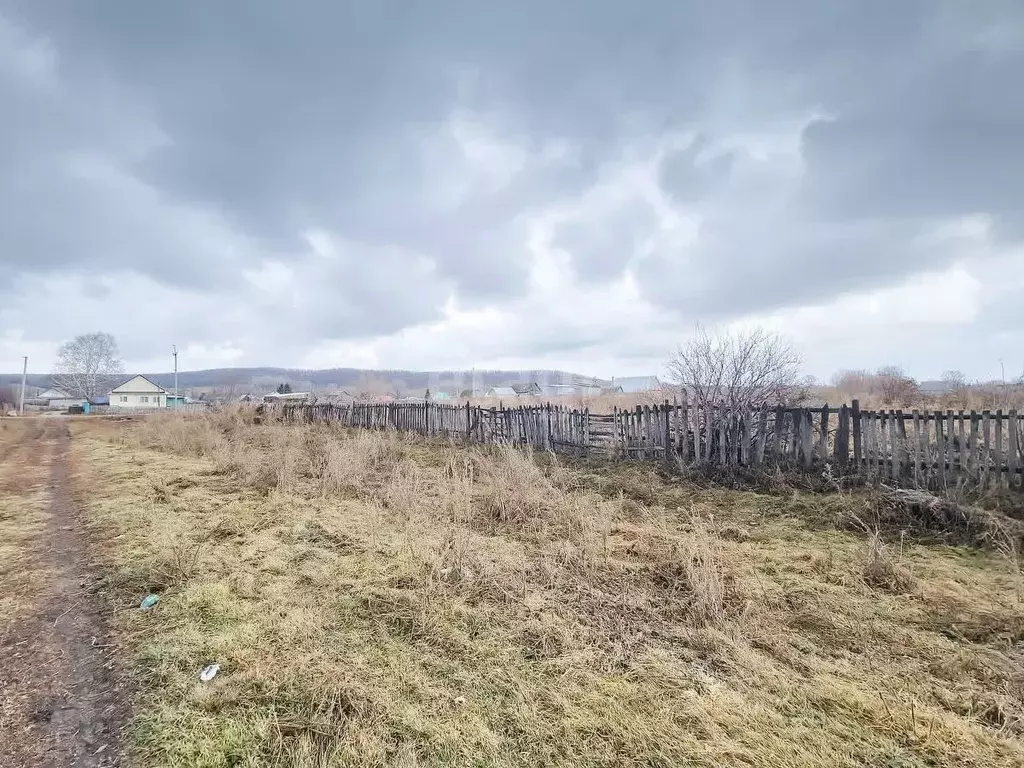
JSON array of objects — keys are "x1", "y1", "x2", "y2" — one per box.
[{"x1": 2, "y1": 1, "x2": 1022, "y2": 382}]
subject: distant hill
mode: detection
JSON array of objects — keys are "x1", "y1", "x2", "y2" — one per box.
[{"x1": 0, "y1": 367, "x2": 607, "y2": 396}]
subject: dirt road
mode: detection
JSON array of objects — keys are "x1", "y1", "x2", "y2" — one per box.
[{"x1": 0, "y1": 419, "x2": 127, "y2": 767}]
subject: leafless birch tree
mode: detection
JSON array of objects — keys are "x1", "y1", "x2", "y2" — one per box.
[{"x1": 52, "y1": 332, "x2": 124, "y2": 401}]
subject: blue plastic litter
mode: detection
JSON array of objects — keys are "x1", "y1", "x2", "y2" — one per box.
[{"x1": 140, "y1": 594, "x2": 160, "y2": 610}]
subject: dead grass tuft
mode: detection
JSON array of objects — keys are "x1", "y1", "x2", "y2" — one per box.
[{"x1": 860, "y1": 528, "x2": 916, "y2": 593}]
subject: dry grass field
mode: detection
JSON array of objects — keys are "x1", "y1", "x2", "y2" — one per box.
[{"x1": 55, "y1": 410, "x2": 1024, "y2": 766}]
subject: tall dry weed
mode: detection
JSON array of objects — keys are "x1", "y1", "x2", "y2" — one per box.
[
  {"x1": 474, "y1": 445, "x2": 561, "y2": 529},
  {"x1": 681, "y1": 516, "x2": 729, "y2": 628}
]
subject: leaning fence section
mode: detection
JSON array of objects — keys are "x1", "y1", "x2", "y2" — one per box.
[{"x1": 281, "y1": 401, "x2": 1024, "y2": 489}]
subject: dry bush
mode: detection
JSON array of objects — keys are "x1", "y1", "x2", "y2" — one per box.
[
  {"x1": 841, "y1": 512, "x2": 916, "y2": 593},
  {"x1": 667, "y1": 324, "x2": 804, "y2": 410},
  {"x1": 841, "y1": 486, "x2": 1024, "y2": 549}
]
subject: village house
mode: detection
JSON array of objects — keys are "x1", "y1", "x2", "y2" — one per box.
[
  {"x1": 108, "y1": 375, "x2": 169, "y2": 409},
  {"x1": 31, "y1": 388, "x2": 88, "y2": 410}
]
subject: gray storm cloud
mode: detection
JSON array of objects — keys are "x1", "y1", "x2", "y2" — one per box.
[{"x1": 1, "y1": 0, "x2": 1021, "y2": 372}]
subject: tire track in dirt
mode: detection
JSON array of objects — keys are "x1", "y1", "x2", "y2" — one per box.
[{"x1": 0, "y1": 420, "x2": 128, "y2": 767}]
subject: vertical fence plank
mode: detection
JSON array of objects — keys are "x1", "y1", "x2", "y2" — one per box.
[
  {"x1": 933, "y1": 410, "x2": 945, "y2": 488},
  {"x1": 876, "y1": 412, "x2": 886, "y2": 479},
  {"x1": 885, "y1": 411, "x2": 895, "y2": 480},
  {"x1": 691, "y1": 405, "x2": 700, "y2": 464},
  {"x1": 872, "y1": 412, "x2": 882, "y2": 480},
  {"x1": 754, "y1": 409, "x2": 768, "y2": 467},
  {"x1": 772, "y1": 406, "x2": 784, "y2": 465},
  {"x1": 801, "y1": 410, "x2": 813, "y2": 468},
  {"x1": 835, "y1": 405, "x2": 849, "y2": 468},
  {"x1": 981, "y1": 411, "x2": 991, "y2": 487},
  {"x1": 702, "y1": 405, "x2": 711, "y2": 463},
  {"x1": 851, "y1": 400, "x2": 862, "y2": 471},
  {"x1": 994, "y1": 410, "x2": 1005, "y2": 488},
  {"x1": 944, "y1": 410, "x2": 955, "y2": 485},
  {"x1": 679, "y1": 404, "x2": 690, "y2": 463},
  {"x1": 1010, "y1": 410, "x2": 1021, "y2": 489},
  {"x1": 895, "y1": 410, "x2": 907, "y2": 481},
  {"x1": 716, "y1": 407, "x2": 726, "y2": 466},
  {"x1": 862, "y1": 412, "x2": 872, "y2": 479},
  {"x1": 956, "y1": 410, "x2": 966, "y2": 479},
  {"x1": 911, "y1": 410, "x2": 921, "y2": 486},
  {"x1": 739, "y1": 409, "x2": 750, "y2": 466},
  {"x1": 663, "y1": 401, "x2": 672, "y2": 463},
  {"x1": 818, "y1": 405, "x2": 829, "y2": 461},
  {"x1": 671, "y1": 402, "x2": 680, "y2": 458},
  {"x1": 969, "y1": 413, "x2": 980, "y2": 483}
]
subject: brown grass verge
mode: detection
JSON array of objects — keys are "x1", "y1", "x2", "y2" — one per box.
[{"x1": 67, "y1": 410, "x2": 1024, "y2": 767}]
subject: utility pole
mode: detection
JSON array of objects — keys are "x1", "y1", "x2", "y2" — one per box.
[
  {"x1": 18, "y1": 356, "x2": 27, "y2": 415},
  {"x1": 172, "y1": 345, "x2": 178, "y2": 409}
]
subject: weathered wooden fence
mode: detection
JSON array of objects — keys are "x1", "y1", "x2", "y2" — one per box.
[{"x1": 281, "y1": 400, "x2": 1024, "y2": 489}]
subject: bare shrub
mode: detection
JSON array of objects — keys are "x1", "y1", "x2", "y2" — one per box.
[
  {"x1": 875, "y1": 366, "x2": 920, "y2": 406},
  {"x1": 667, "y1": 324, "x2": 803, "y2": 410}
]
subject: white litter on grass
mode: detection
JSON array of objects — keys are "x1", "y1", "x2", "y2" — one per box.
[{"x1": 199, "y1": 664, "x2": 220, "y2": 682}]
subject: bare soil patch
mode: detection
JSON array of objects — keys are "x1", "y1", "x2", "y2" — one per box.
[{"x1": 0, "y1": 419, "x2": 128, "y2": 767}]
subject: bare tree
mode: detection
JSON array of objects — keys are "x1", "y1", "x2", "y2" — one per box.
[
  {"x1": 52, "y1": 332, "x2": 124, "y2": 401},
  {"x1": 667, "y1": 325, "x2": 803, "y2": 410},
  {"x1": 941, "y1": 370, "x2": 968, "y2": 390},
  {"x1": 874, "y1": 366, "x2": 920, "y2": 406}
]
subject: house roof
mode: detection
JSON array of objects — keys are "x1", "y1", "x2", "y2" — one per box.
[
  {"x1": 109, "y1": 375, "x2": 169, "y2": 394},
  {"x1": 488, "y1": 386, "x2": 518, "y2": 397},
  {"x1": 37, "y1": 388, "x2": 74, "y2": 400},
  {"x1": 613, "y1": 376, "x2": 664, "y2": 393},
  {"x1": 264, "y1": 391, "x2": 310, "y2": 401}
]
